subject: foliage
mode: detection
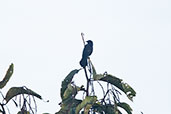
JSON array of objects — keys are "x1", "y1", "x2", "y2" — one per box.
[
  {"x1": 60, "y1": 69, "x2": 80, "y2": 100},
  {"x1": 0, "y1": 35, "x2": 137, "y2": 114},
  {"x1": 56, "y1": 36, "x2": 136, "y2": 114},
  {"x1": 56, "y1": 59, "x2": 136, "y2": 114},
  {"x1": 1, "y1": 60, "x2": 136, "y2": 114},
  {"x1": 0, "y1": 63, "x2": 13, "y2": 89},
  {"x1": 0, "y1": 64, "x2": 42, "y2": 114},
  {"x1": 5, "y1": 86, "x2": 42, "y2": 104}
]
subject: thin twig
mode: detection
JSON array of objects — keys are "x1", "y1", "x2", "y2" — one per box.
[
  {"x1": 4, "y1": 104, "x2": 10, "y2": 114},
  {"x1": 97, "y1": 81, "x2": 105, "y2": 97},
  {"x1": 106, "y1": 83, "x2": 112, "y2": 104},
  {"x1": 25, "y1": 96, "x2": 35, "y2": 114},
  {"x1": 111, "y1": 85, "x2": 121, "y2": 102},
  {"x1": 0, "y1": 103, "x2": 5, "y2": 114},
  {"x1": 81, "y1": 32, "x2": 85, "y2": 46},
  {"x1": 19, "y1": 95, "x2": 21, "y2": 109},
  {"x1": 89, "y1": 78, "x2": 95, "y2": 96},
  {"x1": 102, "y1": 89, "x2": 111, "y2": 105},
  {"x1": 84, "y1": 68, "x2": 89, "y2": 96},
  {"x1": 28, "y1": 95, "x2": 31, "y2": 113},
  {"x1": 32, "y1": 96, "x2": 37, "y2": 113},
  {"x1": 87, "y1": 59, "x2": 95, "y2": 96},
  {"x1": 21, "y1": 94, "x2": 27, "y2": 111},
  {"x1": 0, "y1": 91, "x2": 5, "y2": 100},
  {"x1": 111, "y1": 90, "x2": 120, "y2": 103}
]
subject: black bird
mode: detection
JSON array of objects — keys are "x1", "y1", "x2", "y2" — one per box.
[{"x1": 80, "y1": 40, "x2": 93, "y2": 68}]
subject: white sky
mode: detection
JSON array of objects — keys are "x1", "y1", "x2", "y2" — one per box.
[{"x1": 0, "y1": 0, "x2": 171, "y2": 114}]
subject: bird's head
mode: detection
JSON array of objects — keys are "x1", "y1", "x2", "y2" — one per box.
[{"x1": 86, "y1": 40, "x2": 93, "y2": 46}]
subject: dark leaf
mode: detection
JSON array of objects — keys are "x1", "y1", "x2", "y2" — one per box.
[
  {"x1": 122, "y1": 83, "x2": 136, "y2": 101},
  {"x1": 0, "y1": 63, "x2": 14, "y2": 89},
  {"x1": 92, "y1": 103, "x2": 105, "y2": 113},
  {"x1": 62, "y1": 84, "x2": 81, "y2": 103},
  {"x1": 56, "y1": 99, "x2": 82, "y2": 114},
  {"x1": 117, "y1": 102, "x2": 132, "y2": 114},
  {"x1": 98, "y1": 74, "x2": 123, "y2": 91},
  {"x1": 60, "y1": 69, "x2": 80, "y2": 99},
  {"x1": 76, "y1": 96, "x2": 97, "y2": 114},
  {"x1": 94, "y1": 73, "x2": 136, "y2": 101},
  {"x1": 92, "y1": 103, "x2": 123, "y2": 114},
  {"x1": 105, "y1": 104, "x2": 115, "y2": 114},
  {"x1": 5, "y1": 86, "x2": 42, "y2": 104}
]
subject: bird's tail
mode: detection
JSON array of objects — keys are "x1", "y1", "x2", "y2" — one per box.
[{"x1": 79, "y1": 57, "x2": 87, "y2": 68}]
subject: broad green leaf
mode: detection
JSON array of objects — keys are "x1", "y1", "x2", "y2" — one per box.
[
  {"x1": 0, "y1": 63, "x2": 14, "y2": 89},
  {"x1": 63, "y1": 84, "x2": 81, "y2": 101},
  {"x1": 92, "y1": 103, "x2": 122, "y2": 114},
  {"x1": 94, "y1": 73, "x2": 136, "y2": 101},
  {"x1": 55, "y1": 110, "x2": 66, "y2": 114},
  {"x1": 5, "y1": 86, "x2": 42, "y2": 103},
  {"x1": 92, "y1": 103, "x2": 104, "y2": 113},
  {"x1": 93, "y1": 74, "x2": 104, "y2": 80},
  {"x1": 61, "y1": 84, "x2": 83, "y2": 113},
  {"x1": 97, "y1": 74, "x2": 123, "y2": 91},
  {"x1": 117, "y1": 102, "x2": 132, "y2": 114},
  {"x1": 63, "y1": 84, "x2": 73, "y2": 100},
  {"x1": 122, "y1": 83, "x2": 136, "y2": 101},
  {"x1": 56, "y1": 99, "x2": 82, "y2": 114},
  {"x1": 106, "y1": 104, "x2": 115, "y2": 114},
  {"x1": 84, "y1": 104, "x2": 92, "y2": 114},
  {"x1": 60, "y1": 69, "x2": 80, "y2": 99},
  {"x1": 76, "y1": 96, "x2": 97, "y2": 114}
]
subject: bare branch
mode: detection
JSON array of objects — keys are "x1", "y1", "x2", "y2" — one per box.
[{"x1": 81, "y1": 32, "x2": 86, "y2": 46}]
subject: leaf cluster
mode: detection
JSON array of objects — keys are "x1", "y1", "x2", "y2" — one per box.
[
  {"x1": 56, "y1": 61, "x2": 136, "y2": 114},
  {"x1": 0, "y1": 64, "x2": 42, "y2": 114}
]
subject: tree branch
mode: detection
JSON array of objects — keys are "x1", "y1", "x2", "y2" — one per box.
[
  {"x1": 83, "y1": 68, "x2": 89, "y2": 96},
  {"x1": 0, "y1": 103, "x2": 5, "y2": 114},
  {"x1": 81, "y1": 33, "x2": 85, "y2": 46}
]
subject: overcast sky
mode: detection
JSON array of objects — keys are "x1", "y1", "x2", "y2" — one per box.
[{"x1": 0, "y1": 0, "x2": 171, "y2": 114}]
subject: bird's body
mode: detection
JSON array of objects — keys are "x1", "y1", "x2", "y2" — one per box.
[{"x1": 80, "y1": 40, "x2": 93, "y2": 68}]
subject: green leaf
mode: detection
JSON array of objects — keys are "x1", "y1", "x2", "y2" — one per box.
[
  {"x1": 92, "y1": 103, "x2": 123, "y2": 114},
  {"x1": 94, "y1": 73, "x2": 136, "y2": 101},
  {"x1": 0, "y1": 63, "x2": 14, "y2": 89},
  {"x1": 106, "y1": 104, "x2": 115, "y2": 114},
  {"x1": 122, "y1": 83, "x2": 136, "y2": 101},
  {"x1": 63, "y1": 84, "x2": 74, "y2": 100},
  {"x1": 63, "y1": 84, "x2": 81, "y2": 101},
  {"x1": 76, "y1": 96, "x2": 97, "y2": 114},
  {"x1": 93, "y1": 74, "x2": 104, "y2": 80},
  {"x1": 117, "y1": 102, "x2": 132, "y2": 114},
  {"x1": 60, "y1": 69, "x2": 80, "y2": 99},
  {"x1": 5, "y1": 86, "x2": 42, "y2": 103},
  {"x1": 92, "y1": 103, "x2": 104, "y2": 113},
  {"x1": 97, "y1": 74, "x2": 123, "y2": 90},
  {"x1": 56, "y1": 99, "x2": 82, "y2": 114}
]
